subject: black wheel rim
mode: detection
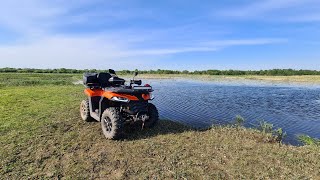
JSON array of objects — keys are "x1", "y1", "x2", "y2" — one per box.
[{"x1": 103, "y1": 117, "x2": 112, "y2": 132}]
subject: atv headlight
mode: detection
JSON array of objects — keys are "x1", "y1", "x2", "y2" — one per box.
[{"x1": 111, "y1": 96, "x2": 129, "y2": 102}]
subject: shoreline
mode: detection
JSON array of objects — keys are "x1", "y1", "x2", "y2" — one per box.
[
  {"x1": 1, "y1": 72, "x2": 320, "y2": 84},
  {"x1": 125, "y1": 74, "x2": 320, "y2": 86},
  {"x1": 1, "y1": 72, "x2": 320, "y2": 87}
]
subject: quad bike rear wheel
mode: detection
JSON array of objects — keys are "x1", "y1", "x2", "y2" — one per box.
[
  {"x1": 144, "y1": 103, "x2": 159, "y2": 128},
  {"x1": 101, "y1": 107, "x2": 124, "y2": 140},
  {"x1": 80, "y1": 99, "x2": 94, "y2": 122}
]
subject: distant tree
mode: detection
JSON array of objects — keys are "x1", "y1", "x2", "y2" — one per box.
[{"x1": 1, "y1": 67, "x2": 320, "y2": 76}]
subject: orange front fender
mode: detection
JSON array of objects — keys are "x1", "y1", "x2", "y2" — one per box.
[
  {"x1": 84, "y1": 88, "x2": 104, "y2": 97},
  {"x1": 102, "y1": 91, "x2": 139, "y2": 100},
  {"x1": 84, "y1": 88, "x2": 151, "y2": 101}
]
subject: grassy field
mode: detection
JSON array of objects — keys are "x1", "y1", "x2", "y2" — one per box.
[
  {"x1": 0, "y1": 73, "x2": 81, "y2": 87},
  {"x1": 1, "y1": 73, "x2": 320, "y2": 179}
]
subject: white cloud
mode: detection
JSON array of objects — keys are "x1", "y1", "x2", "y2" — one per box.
[
  {"x1": 285, "y1": 13, "x2": 320, "y2": 22},
  {"x1": 204, "y1": 38, "x2": 287, "y2": 47},
  {"x1": 218, "y1": 0, "x2": 320, "y2": 22},
  {"x1": 125, "y1": 38, "x2": 286, "y2": 56},
  {"x1": 0, "y1": 0, "x2": 124, "y2": 37},
  {"x1": 0, "y1": 35, "x2": 285, "y2": 69},
  {"x1": 0, "y1": 0, "x2": 292, "y2": 70},
  {"x1": 220, "y1": 0, "x2": 302, "y2": 17},
  {"x1": 0, "y1": 0, "x2": 65, "y2": 36},
  {"x1": 0, "y1": 35, "x2": 134, "y2": 69}
]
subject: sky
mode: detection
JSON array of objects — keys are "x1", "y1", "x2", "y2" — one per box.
[{"x1": 0, "y1": 0, "x2": 319, "y2": 70}]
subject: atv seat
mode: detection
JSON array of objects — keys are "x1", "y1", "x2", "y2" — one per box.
[
  {"x1": 83, "y1": 72, "x2": 113, "y2": 88},
  {"x1": 97, "y1": 73, "x2": 112, "y2": 88}
]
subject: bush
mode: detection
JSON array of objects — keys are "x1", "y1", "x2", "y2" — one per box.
[
  {"x1": 257, "y1": 120, "x2": 273, "y2": 134},
  {"x1": 298, "y1": 135, "x2": 320, "y2": 146},
  {"x1": 234, "y1": 115, "x2": 245, "y2": 127}
]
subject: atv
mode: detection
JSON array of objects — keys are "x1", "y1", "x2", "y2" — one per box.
[{"x1": 80, "y1": 69, "x2": 159, "y2": 140}]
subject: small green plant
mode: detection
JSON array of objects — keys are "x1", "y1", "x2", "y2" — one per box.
[
  {"x1": 256, "y1": 120, "x2": 287, "y2": 144},
  {"x1": 298, "y1": 135, "x2": 320, "y2": 146},
  {"x1": 257, "y1": 120, "x2": 273, "y2": 134},
  {"x1": 234, "y1": 115, "x2": 245, "y2": 127},
  {"x1": 273, "y1": 128, "x2": 287, "y2": 144}
]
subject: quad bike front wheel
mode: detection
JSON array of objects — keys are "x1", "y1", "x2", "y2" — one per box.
[
  {"x1": 101, "y1": 107, "x2": 124, "y2": 140},
  {"x1": 80, "y1": 99, "x2": 94, "y2": 122},
  {"x1": 144, "y1": 103, "x2": 159, "y2": 128}
]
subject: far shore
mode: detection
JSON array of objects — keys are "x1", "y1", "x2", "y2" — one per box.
[
  {"x1": 126, "y1": 74, "x2": 320, "y2": 85},
  {"x1": 1, "y1": 72, "x2": 320, "y2": 85}
]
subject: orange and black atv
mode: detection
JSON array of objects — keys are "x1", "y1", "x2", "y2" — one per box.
[{"x1": 80, "y1": 69, "x2": 159, "y2": 140}]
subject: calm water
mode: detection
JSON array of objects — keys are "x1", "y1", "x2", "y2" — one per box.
[{"x1": 143, "y1": 79, "x2": 320, "y2": 145}]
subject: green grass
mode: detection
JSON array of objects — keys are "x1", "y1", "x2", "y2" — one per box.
[
  {"x1": 298, "y1": 135, "x2": 320, "y2": 146},
  {"x1": 0, "y1": 73, "x2": 81, "y2": 87},
  {"x1": 1, "y1": 73, "x2": 320, "y2": 179}
]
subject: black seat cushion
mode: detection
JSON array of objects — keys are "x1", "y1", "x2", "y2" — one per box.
[{"x1": 97, "y1": 73, "x2": 112, "y2": 87}]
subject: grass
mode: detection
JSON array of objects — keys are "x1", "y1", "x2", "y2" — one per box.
[
  {"x1": 0, "y1": 73, "x2": 81, "y2": 87},
  {"x1": 298, "y1": 135, "x2": 320, "y2": 146},
  {"x1": 1, "y1": 73, "x2": 320, "y2": 179}
]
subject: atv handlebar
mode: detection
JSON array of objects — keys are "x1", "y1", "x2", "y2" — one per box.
[{"x1": 130, "y1": 80, "x2": 142, "y2": 85}]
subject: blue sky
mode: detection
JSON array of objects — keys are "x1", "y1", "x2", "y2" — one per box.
[{"x1": 0, "y1": 0, "x2": 319, "y2": 70}]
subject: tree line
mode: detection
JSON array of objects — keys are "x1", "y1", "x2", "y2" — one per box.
[{"x1": 1, "y1": 67, "x2": 320, "y2": 76}]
